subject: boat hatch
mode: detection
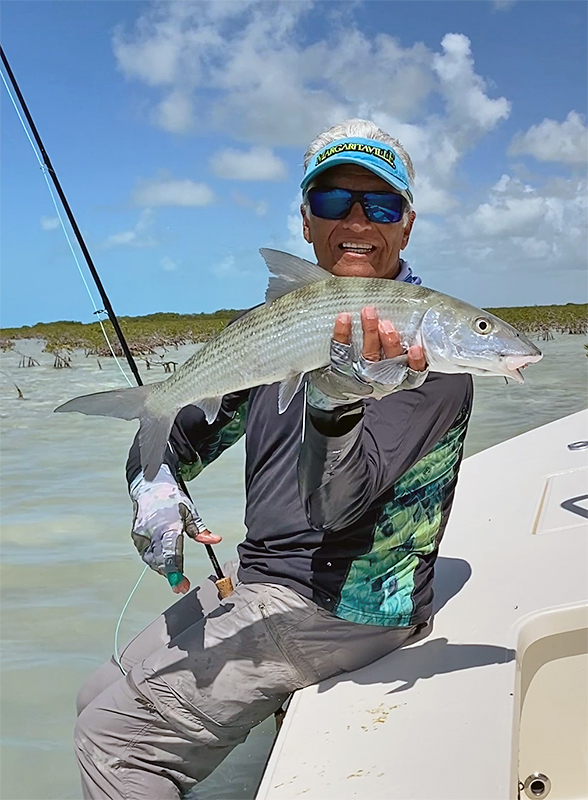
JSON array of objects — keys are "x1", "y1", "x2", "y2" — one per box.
[{"x1": 532, "y1": 467, "x2": 588, "y2": 535}]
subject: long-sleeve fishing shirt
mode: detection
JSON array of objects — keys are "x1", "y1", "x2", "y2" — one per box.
[{"x1": 127, "y1": 370, "x2": 473, "y2": 629}]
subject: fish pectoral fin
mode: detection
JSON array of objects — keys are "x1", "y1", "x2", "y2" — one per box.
[
  {"x1": 260, "y1": 249, "x2": 331, "y2": 304},
  {"x1": 358, "y1": 356, "x2": 408, "y2": 389},
  {"x1": 309, "y1": 367, "x2": 373, "y2": 400},
  {"x1": 278, "y1": 372, "x2": 305, "y2": 413},
  {"x1": 196, "y1": 396, "x2": 223, "y2": 424}
]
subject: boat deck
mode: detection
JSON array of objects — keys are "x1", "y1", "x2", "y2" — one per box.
[{"x1": 257, "y1": 410, "x2": 588, "y2": 800}]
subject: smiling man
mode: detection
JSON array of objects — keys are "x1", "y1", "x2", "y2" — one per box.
[
  {"x1": 299, "y1": 127, "x2": 425, "y2": 379},
  {"x1": 301, "y1": 163, "x2": 415, "y2": 280},
  {"x1": 74, "y1": 120, "x2": 473, "y2": 800}
]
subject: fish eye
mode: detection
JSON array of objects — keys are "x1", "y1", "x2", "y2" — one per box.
[{"x1": 474, "y1": 317, "x2": 493, "y2": 335}]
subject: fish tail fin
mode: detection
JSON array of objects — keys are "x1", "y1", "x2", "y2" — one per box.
[
  {"x1": 55, "y1": 385, "x2": 154, "y2": 420},
  {"x1": 55, "y1": 384, "x2": 175, "y2": 481}
]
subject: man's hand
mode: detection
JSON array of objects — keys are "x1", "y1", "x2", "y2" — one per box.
[
  {"x1": 308, "y1": 306, "x2": 428, "y2": 411},
  {"x1": 335, "y1": 306, "x2": 427, "y2": 371},
  {"x1": 129, "y1": 465, "x2": 221, "y2": 594}
]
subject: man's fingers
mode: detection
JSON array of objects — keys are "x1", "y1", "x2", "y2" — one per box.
[
  {"x1": 184, "y1": 517, "x2": 223, "y2": 544},
  {"x1": 335, "y1": 309, "x2": 427, "y2": 371},
  {"x1": 171, "y1": 576, "x2": 191, "y2": 595},
  {"x1": 180, "y1": 503, "x2": 223, "y2": 544},
  {"x1": 194, "y1": 529, "x2": 222, "y2": 545},
  {"x1": 361, "y1": 307, "x2": 381, "y2": 361},
  {"x1": 407, "y1": 345, "x2": 427, "y2": 372},
  {"x1": 333, "y1": 312, "x2": 352, "y2": 344},
  {"x1": 378, "y1": 319, "x2": 403, "y2": 359}
]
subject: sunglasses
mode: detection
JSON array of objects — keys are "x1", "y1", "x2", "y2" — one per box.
[{"x1": 306, "y1": 187, "x2": 406, "y2": 224}]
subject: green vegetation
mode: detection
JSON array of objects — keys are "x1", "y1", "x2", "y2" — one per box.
[
  {"x1": 0, "y1": 310, "x2": 239, "y2": 357},
  {"x1": 0, "y1": 304, "x2": 586, "y2": 357},
  {"x1": 485, "y1": 303, "x2": 587, "y2": 340}
]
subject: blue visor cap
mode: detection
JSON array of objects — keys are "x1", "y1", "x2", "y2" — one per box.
[{"x1": 301, "y1": 137, "x2": 413, "y2": 203}]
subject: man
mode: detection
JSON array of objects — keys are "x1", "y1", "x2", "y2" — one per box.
[{"x1": 75, "y1": 119, "x2": 472, "y2": 799}]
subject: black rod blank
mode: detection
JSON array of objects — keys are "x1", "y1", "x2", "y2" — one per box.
[
  {"x1": 1, "y1": 45, "x2": 226, "y2": 581},
  {"x1": 0, "y1": 44, "x2": 143, "y2": 387}
]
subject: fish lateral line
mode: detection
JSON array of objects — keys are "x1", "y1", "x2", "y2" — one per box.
[{"x1": 54, "y1": 249, "x2": 543, "y2": 483}]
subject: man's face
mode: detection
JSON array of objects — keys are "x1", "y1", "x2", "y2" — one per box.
[{"x1": 301, "y1": 165, "x2": 415, "y2": 279}]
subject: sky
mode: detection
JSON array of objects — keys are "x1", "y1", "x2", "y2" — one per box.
[{"x1": 1, "y1": 0, "x2": 586, "y2": 328}]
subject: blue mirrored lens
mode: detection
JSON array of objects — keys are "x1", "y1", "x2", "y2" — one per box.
[
  {"x1": 363, "y1": 193, "x2": 404, "y2": 223},
  {"x1": 307, "y1": 189, "x2": 404, "y2": 224},
  {"x1": 308, "y1": 188, "x2": 351, "y2": 220}
]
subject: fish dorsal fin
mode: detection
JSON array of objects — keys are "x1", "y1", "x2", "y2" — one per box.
[{"x1": 260, "y1": 248, "x2": 331, "y2": 304}]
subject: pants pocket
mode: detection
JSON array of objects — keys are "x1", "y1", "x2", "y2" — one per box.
[
  {"x1": 258, "y1": 595, "x2": 320, "y2": 686},
  {"x1": 142, "y1": 588, "x2": 308, "y2": 731}
]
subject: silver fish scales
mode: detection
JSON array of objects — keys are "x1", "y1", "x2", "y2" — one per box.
[
  {"x1": 56, "y1": 249, "x2": 542, "y2": 480},
  {"x1": 154, "y1": 276, "x2": 426, "y2": 402}
]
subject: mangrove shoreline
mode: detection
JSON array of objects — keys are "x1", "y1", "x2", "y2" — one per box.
[{"x1": 1, "y1": 304, "x2": 586, "y2": 359}]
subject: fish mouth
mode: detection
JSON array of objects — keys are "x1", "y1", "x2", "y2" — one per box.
[{"x1": 501, "y1": 354, "x2": 543, "y2": 383}]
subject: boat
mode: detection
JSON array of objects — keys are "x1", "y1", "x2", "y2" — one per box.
[{"x1": 256, "y1": 409, "x2": 588, "y2": 800}]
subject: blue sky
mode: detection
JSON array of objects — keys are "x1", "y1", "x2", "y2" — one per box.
[{"x1": 1, "y1": 0, "x2": 586, "y2": 328}]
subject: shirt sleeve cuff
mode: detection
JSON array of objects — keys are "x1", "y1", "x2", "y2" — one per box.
[{"x1": 299, "y1": 402, "x2": 364, "y2": 501}]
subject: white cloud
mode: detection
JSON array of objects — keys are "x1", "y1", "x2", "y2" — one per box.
[
  {"x1": 113, "y1": 6, "x2": 514, "y2": 215},
  {"x1": 211, "y1": 147, "x2": 287, "y2": 181},
  {"x1": 463, "y1": 174, "x2": 573, "y2": 240},
  {"x1": 41, "y1": 216, "x2": 60, "y2": 231},
  {"x1": 132, "y1": 176, "x2": 215, "y2": 207},
  {"x1": 113, "y1": 18, "x2": 180, "y2": 86},
  {"x1": 103, "y1": 209, "x2": 158, "y2": 249},
  {"x1": 411, "y1": 175, "x2": 457, "y2": 215},
  {"x1": 515, "y1": 236, "x2": 552, "y2": 260},
  {"x1": 210, "y1": 253, "x2": 253, "y2": 279},
  {"x1": 410, "y1": 173, "x2": 587, "y2": 285},
  {"x1": 112, "y1": 3, "x2": 511, "y2": 216},
  {"x1": 111, "y1": 2, "x2": 586, "y2": 304},
  {"x1": 284, "y1": 196, "x2": 316, "y2": 260},
  {"x1": 232, "y1": 191, "x2": 269, "y2": 216},
  {"x1": 509, "y1": 111, "x2": 588, "y2": 165},
  {"x1": 160, "y1": 256, "x2": 178, "y2": 271},
  {"x1": 432, "y1": 34, "x2": 511, "y2": 136},
  {"x1": 466, "y1": 196, "x2": 547, "y2": 238},
  {"x1": 152, "y1": 90, "x2": 194, "y2": 133},
  {"x1": 401, "y1": 174, "x2": 586, "y2": 307}
]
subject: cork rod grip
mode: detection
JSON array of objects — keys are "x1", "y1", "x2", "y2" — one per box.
[{"x1": 215, "y1": 576, "x2": 234, "y2": 598}]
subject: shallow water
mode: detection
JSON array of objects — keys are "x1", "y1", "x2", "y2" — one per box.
[{"x1": 1, "y1": 334, "x2": 586, "y2": 800}]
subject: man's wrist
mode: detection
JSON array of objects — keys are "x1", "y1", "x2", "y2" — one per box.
[{"x1": 129, "y1": 463, "x2": 177, "y2": 498}]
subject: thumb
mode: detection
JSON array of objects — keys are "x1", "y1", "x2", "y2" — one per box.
[
  {"x1": 194, "y1": 529, "x2": 222, "y2": 545},
  {"x1": 179, "y1": 503, "x2": 222, "y2": 544},
  {"x1": 167, "y1": 572, "x2": 191, "y2": 594}
]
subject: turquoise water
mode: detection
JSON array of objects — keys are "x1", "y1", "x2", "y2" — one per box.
[{"x1": 1, "y1": 334, "x2": 586, "y2": 800}]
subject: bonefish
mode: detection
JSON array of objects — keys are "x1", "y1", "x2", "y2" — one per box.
[{"x1": 55, "y1": 249, "x2": 542, "y2": 480}]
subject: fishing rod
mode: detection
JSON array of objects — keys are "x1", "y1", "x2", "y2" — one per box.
[
  {"x1": 0, "y1": 45, "x2": 230, "y2": 592},
  {"x1": 1, "y1": 46, "x2": 142, "y2": 387}
]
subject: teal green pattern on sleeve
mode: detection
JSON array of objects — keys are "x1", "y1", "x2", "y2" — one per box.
[
  {"x1": 333, "y1": 412, "x2": 469, "y2": 627},
  {"x1": 178, "y1": 403, "x2": 248, "y2": 482}
]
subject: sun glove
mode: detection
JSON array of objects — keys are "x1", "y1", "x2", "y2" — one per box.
[
  {"x1": 129, "y1": 464, "x2": 208, "y2": 584},
  {"x1": 307, "y1": 338, "x2": 429, "y2": 412}
]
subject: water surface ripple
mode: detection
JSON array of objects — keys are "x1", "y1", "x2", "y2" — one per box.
[{"x1": 1, "y1": 334, "x2": 586, "y2": 799}]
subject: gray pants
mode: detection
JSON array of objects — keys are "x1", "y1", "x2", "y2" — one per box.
[{"x1": 75, "y1": 564, "x2": 417, "y2": 799}]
